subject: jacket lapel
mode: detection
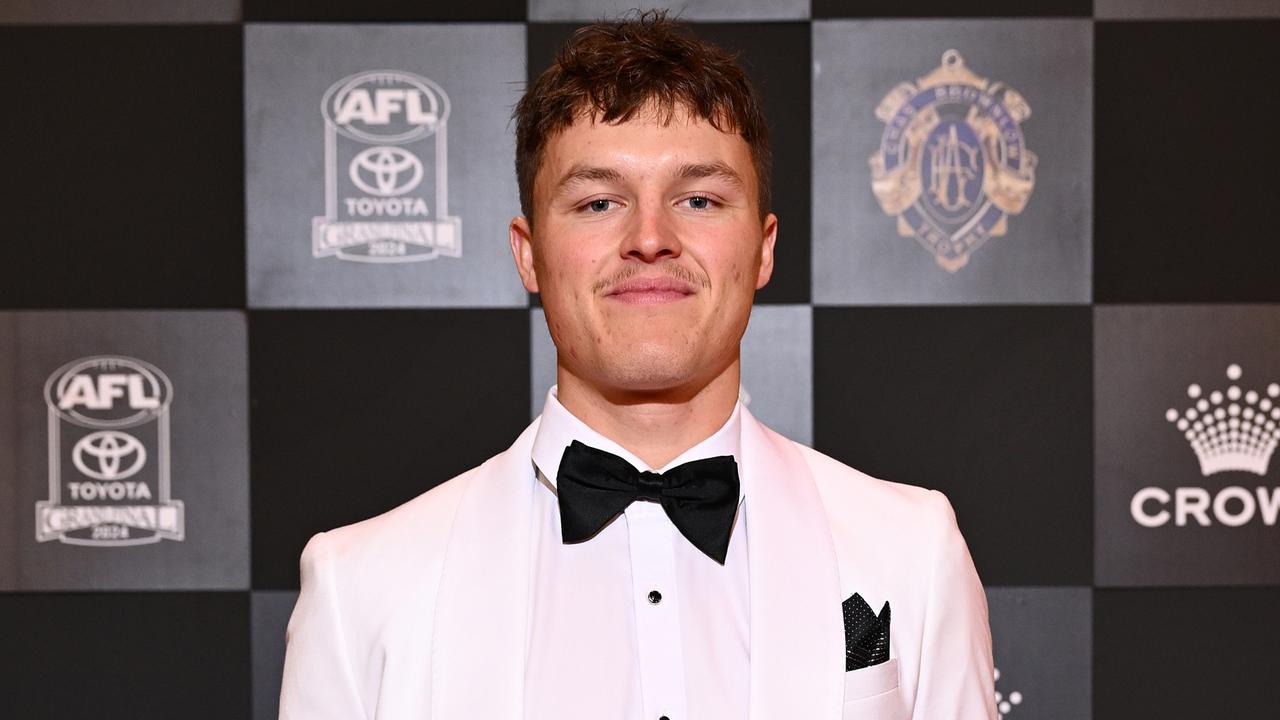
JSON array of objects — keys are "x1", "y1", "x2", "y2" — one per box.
[
  {"x1": 431, "y1": 417, "x2": 540, "y2": 720},
  {"x1": 742, "y1": 405, "x2": 845, "y2": 720}
]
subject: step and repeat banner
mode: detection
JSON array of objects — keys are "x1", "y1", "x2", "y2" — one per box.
[{"x1": 2, "y1": 1, "x2": 1279, "y2": 718}]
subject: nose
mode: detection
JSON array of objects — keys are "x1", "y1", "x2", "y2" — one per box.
[{"x1": 619, "y1": 200, "x2": 681, "y2": 263}]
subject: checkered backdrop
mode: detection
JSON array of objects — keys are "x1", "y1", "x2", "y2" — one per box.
[{"x1": 2, "y1": 1, "x2": 1279, "y2": 718}]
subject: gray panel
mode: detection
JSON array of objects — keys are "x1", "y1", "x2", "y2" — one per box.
[
  {"x1": 0, "y1": 0, "x2": 239, "y2": 23},
  {"x1": 813, "y1": 20, "x2": 1092, "y2": 305},
  {"x1": 253, "y1": 591, "x2": 299, "y2": 720},
  {"x1": 2, "y1": 311, "x2": 249, "y2": 591},
  {"x1": 529, "y1": 0, "x2": 808, "y2": 21},
  {"x1": 1096, "y1": 0, "x2": 1280, "y2": 18},
  {"x1": 245, "y1": 24, "x2": 529, "y2": 308},
  {"x1": 1095, "y1": 306, "x2": 1280, "y2": 587},
  {"x1": 740, "y1": 305, "x2": 812, "y2": 445},
  {"x1": 986, "y1": 587, "x2": 1092, "y2": 720},
  {"x1": 531, "y1": 307, "x2": 557, "y2": 419},
  {"x1": 532, "y1": 305, "x2": 812, "y2": 445},
  {"x1": 0, "y1": 315, "x2": 17, "y2": 590}
]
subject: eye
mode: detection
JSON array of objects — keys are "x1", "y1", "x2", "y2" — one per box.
[
  {"x1": 683, "y1": 196, "x2": 714, "y2": 210},
  {"x1": 585, "y1": 198, "x2": 613, "y2": 213}
]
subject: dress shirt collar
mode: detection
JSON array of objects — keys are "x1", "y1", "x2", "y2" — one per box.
[{"x1": 531, "y1": 384, "x2": 745, "y2": 506}]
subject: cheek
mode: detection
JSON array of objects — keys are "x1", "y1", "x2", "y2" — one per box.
[
  {"x1": 716, "y1": 225, "x2": 762, "y2": 287},
  {"x1": 535, "y1": 247, "x2": 581, "y2": 299},
  {"x1": 724, "y1": 250, "x2": 757, "y2": 288},
  {"x1": 541, "y1": 230, "x2": 605, "y2": 288}
]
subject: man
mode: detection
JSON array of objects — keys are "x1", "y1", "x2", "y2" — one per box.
[{"x1": 280, "y1": 12, "x2": 995, "y2": 720}]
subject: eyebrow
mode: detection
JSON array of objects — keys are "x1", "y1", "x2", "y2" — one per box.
[
  {"x1": 553, "y1": 164, "x2": 624, "y2": 195},
  {"x1": 675, "y1": 161, "x2": 745, "y2": 188},
  {"x1": 552, "y1": 161, "x2": 746, "y2": 196}
]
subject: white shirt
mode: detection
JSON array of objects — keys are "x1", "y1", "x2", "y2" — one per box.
[{"x1": 524, "y1": 385, "x2": 751, "y2": 720}]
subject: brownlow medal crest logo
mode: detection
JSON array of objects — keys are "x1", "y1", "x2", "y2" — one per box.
[{"x1": 869, "y1": 50, "x2": 1037, "y2": 272}]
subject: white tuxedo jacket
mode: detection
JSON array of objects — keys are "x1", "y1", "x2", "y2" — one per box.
[{"x1": 279, "y1": 404, "x2": 996, "y2": 720}]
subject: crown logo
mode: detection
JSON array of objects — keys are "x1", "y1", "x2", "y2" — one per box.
[
  {"x1": 1166, "y1": 364, "x2": 1280, "y2": 476},
  {"x1": 993, "y1": 666, "x2": 1023, "y2": 719}
]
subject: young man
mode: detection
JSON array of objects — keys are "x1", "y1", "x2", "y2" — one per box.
[{"x1": 280, "y1": 13, "x2": 995, "y2": 720}]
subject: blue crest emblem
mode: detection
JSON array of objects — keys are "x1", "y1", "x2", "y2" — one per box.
[{"x1": 869, "y1": 50, "x2": 1037, "y2": 272}]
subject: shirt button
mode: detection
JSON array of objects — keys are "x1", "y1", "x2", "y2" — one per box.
[
  {"x1": 659, "y1": 716, "x2": 670, "y2": 720},
  {"x1": 647, "y1": 590, "x2": 662, "y2": 604}
]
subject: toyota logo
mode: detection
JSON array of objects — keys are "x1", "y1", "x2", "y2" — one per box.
[
  {"x1": 349, "y1": 146, "x2": 424, "y2": 197},
  {"x1": 71, "y1": 430, "x2": 147, "y2": 481}
]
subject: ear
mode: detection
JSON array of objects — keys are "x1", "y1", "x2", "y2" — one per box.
[
  {"x1": 755, "y1": 212, "x2": 777, "y2": 290},
  {"x1": 509, "y1": 215, "x2": 539, "y2": 293}
]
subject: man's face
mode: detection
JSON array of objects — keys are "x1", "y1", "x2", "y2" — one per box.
[{"x1": 509, "y1": 104, "x2": 776, "y2": 395}]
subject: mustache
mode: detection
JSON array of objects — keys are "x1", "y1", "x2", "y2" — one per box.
[{"x1": 593, "y1": 264, "x2": 708, "y2": 294}]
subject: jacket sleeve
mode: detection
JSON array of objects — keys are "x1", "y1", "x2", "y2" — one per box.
[
  {"x1": 911, "y1": 491, "x2": 997, "y2": 720},
  {"x1": 278, "y1": 532, "x2": 368, "y2": 720}
]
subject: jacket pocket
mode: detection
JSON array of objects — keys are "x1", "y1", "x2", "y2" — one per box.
[{"x1": 842, "y1": 658, "x2": 903, "y2": 720}]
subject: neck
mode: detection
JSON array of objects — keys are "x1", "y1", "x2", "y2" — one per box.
[{"x1": 554, "y1": 359, "x2": 741, "y2": 470}]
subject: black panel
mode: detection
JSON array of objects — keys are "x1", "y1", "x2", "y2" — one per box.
[
  {"x1": 0, "y1": 26, "x2": 244, "y2": 309},
  {"x1": 1095, "y1": 588, "x2": 1280, "y2": 718},
  {"x1": 813, "y1": 306, "x2": 1093, "y2": 586},
  {"x1": 0, "y1": 592, "x2": 250, "y2": 719},
  {"x1": 244, "y1": 0, "x2": 525, "y2": 21},
  {"x1": 249, "y1": 310, "x2": 531, "y2": 589},
  {"x1": 812, "y1": 0, "x2": 1092, "y2": 17},
  {"x1": 526, "y1": 22, "x2": 811, "y2": 305},
  {"x1": 1095, "y1": 21, "x2": 1280, "y2": 302}
]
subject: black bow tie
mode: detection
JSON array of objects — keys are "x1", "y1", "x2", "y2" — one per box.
[{"x1": 555, "y1": 440, "x2": 741, "y2": 565}]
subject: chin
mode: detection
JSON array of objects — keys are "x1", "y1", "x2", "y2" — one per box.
[{"x1": 600, "y1": 356, "x2": 698, "y2": 391}]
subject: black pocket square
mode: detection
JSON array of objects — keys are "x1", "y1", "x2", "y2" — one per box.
[{"x1": 843, "y1": 592, "x2": 891, "y2": 671}]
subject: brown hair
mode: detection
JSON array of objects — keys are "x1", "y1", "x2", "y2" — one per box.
[{"x1": 513, "y1": 10, "x2": 772, "y2": 224}]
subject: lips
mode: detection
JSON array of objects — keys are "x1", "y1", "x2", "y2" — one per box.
[{"x1": 605, "y1": 276, "x2": 696, "y2": 304}]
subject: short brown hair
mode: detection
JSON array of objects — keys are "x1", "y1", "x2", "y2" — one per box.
[{"x1": 513, "y1": 10, "x2": 772, "y2": 223}]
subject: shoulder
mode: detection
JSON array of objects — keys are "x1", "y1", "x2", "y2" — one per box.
[
  {"x1": 296, "y1": 459, "x2": 488, "y2": 613},
  {"x1": 791, "y1": 440, "x2": 962, "y2": 553},
  {"x1": 296, "y1": 416, "x2": 541, "y2": 611},
  {"x1": 787, "y1": 438, "x2": 985, "y2": 627},
  {"x1": 281, "y1": 461, "x2": 497, "y2": 714}
]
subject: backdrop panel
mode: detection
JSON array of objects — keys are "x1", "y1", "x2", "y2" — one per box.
[
  {"x1": 0, "y1": 0, "x2": 240, "y2": 23},
  {"x1": 245, "y1": 24, "x2": 528, "y2": 308},
  {"x1": 812, "y1": 0, "x2": 1093, "y2": 18},
  {"x1": 0, "y1": 311, "x2": 249, "y2": 592},
  {"x1": 249, "y1": 309, "x2": 531, "y2": 589},
  {"x1": 0, "y1": 592, "x2": 251, "y2": 719},
  {"x1": 253, "y1": 590, "x2": 299, "y2": 720},
  {"x1": 1095, "y1": 305, "x2": 1280, "y2": 587},
  {"x1": 1095, "y1": 0, "x2": 1280, "y2": 19},
  {"x1": 244, "y1": 0, "x2": 526, "y2": 22},
  {"x1": 1094, "y1": 20, "x2": 1280, "y2": 302},
  {"x1": 813, "y1": 305, "x2": 1094, "y2": 587},
  {"x1": 0, "y1": 25, "x2": 245, "y2": 309},
  {"x1": 812, "y1": 19, "x2": 1091, "y2": 304},
  {"x1": 529, "y1": 0, "x2": 810, "y2": 21},
  {"x1": 987, "y1": 587, "x2": 1092, "y2": 720},
  {"x1": 1094, "y1": 588, "x2": 1280, "y2": 718}
]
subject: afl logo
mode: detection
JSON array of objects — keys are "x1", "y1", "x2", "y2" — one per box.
[
  {"x1": 37, "y1": 356, "x2": 184, "y2": 547},
  {"x1": 312, "y1": 69, "x2": 463, "y2": 263},
  {"x1": 45, "y1": 355, "x2": 172, "y2": 427},
  {"x1": 322, "y1": 70, "x2": 450, "y2": 144}
]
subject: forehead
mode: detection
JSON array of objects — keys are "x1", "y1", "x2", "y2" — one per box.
[{"x1": 538, "y1": 104, "x2": 755, "y2": 184}]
